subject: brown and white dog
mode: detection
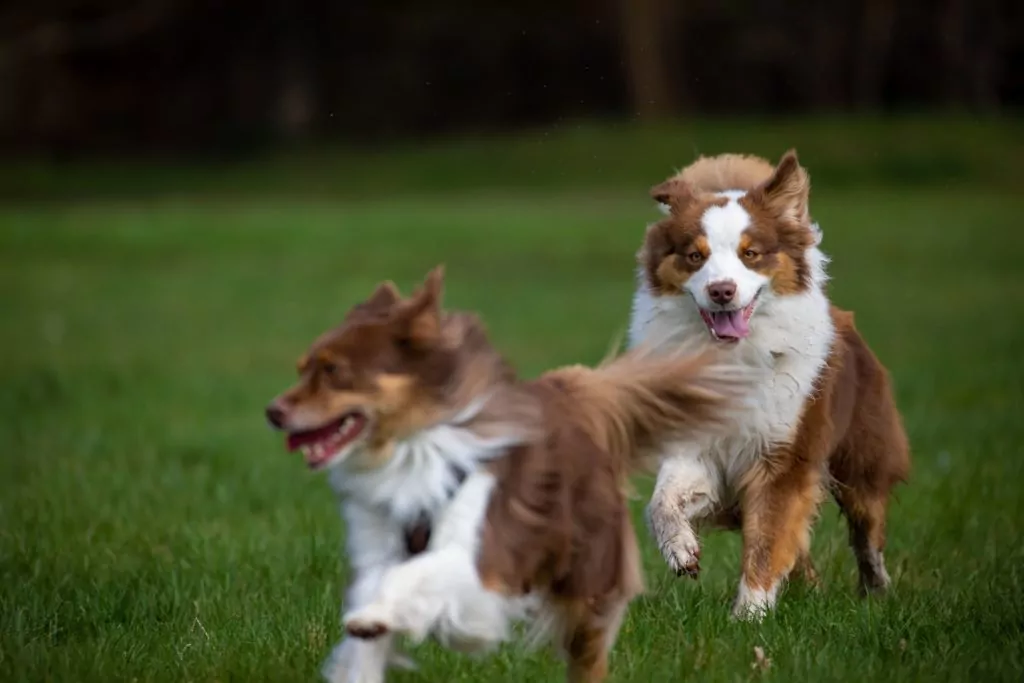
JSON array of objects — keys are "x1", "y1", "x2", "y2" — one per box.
[
  {"x1": 629, "y1": 150, "x2": 911, "y2": 619},
  {"x1": 265, "y1": 267, "x2": 754, "y2": 683}
]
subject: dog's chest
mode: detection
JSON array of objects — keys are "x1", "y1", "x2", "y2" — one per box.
[{"x1": 629, "y1": 283, "x2": 834, "y2": 469}]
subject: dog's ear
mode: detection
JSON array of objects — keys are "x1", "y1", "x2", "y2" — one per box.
[
  {"x1": 650, "y1": 177, "x2": 694, "y2": 214},
  {"x1": 365, "y1": 281, "x2": 401, "y2": 311},
  {"x1": 750, "y1": 149, "x2": 810, "y2": 223},
  {"x1": 343, "y1": 280, "x2": 402, "y2": 323},
  {"x1": 392, "y1": 265, "x2": 445, "y2": 348}
]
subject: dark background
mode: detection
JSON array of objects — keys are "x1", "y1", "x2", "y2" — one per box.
[{"x1": 1, "y1": 0, "x2": 1020, "y2": 159}]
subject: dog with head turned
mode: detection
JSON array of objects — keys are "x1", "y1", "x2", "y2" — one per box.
[{"x1": 266, "y1": 266, "x2": 757, "y2": 682}]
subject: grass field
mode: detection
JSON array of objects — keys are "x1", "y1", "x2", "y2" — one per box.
[{"x1": 2, "y1": 117, "x2": 1023, "y2": 682}]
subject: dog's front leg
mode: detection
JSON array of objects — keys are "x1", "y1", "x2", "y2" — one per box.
[
  {"x1": 646, "y1": 446, "x2": 719, "y2": 578},
  {"x1": 324, "y1": 505, "x2": 410, "y2": 683},
  {"x1": 732, "y1": 458, "x2": 823, "y2": 621},
  {"x1": 344, "y1": 472, "x2": 507, "y2": 650}
]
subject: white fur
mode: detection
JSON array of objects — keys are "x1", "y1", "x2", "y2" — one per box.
[
  {"x1": 732, "y1": 579, "x2": 781, "y2": 621},
  {"x1": 328, "y1": 397, "x2": 518, "y2": 527},
  {"x1": 630, "y1": 193, "x2": 834, "y2": 615},
  {"x1": 645, "y1": 448, "x2": 717, "y2": 575},
  {"x1": 322, "y1": 401, "x2": 535, "y2": 683},
  {"x1": 861, "y1": 547, "x2": 891, "y2": 593},
  {"x1": 689, "y1": 193, "x2": 769, "y2": 310},
  {"x1": 343, "y1": 472, "x2": 532, "y2": 652}
]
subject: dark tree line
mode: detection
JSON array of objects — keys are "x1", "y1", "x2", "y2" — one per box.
[{"x1": 0, "y1": 0, "x2": 1019, "y2": 158}]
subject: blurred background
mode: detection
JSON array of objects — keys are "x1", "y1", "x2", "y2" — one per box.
[
  {"x1": 2, "y1": 2, "x2": 1023, "y2": 682},
  {"x1": 1, "y1": 0, "x2": 1021, "y2": 159}
]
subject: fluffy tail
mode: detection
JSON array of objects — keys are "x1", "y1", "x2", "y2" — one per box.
[{"x1": 553, "y1": 344, "x2": 757, "y2": 472}]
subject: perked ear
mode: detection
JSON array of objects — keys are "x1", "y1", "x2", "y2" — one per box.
[
  {"x1": 393, "y1": 265, "x2": 445, "y2": 348},
  {"x1": 754, "y1": 149, "x2": 810, "y2": 223},
  {"x1": 364, "y1": 280, "x2": 401, "y2": 312},
  {"x1": 649, "y1": 177, "x2": 694, "y2": 213}
]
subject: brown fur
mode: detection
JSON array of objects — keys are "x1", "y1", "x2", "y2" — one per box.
[
  {"x1": 642, "y1": 198, "x2": 724, "y2": 294},
  {"x1": 675, "y1": 153, "x2": 775, "y2": 193},
  {"x1": 642, "y1": 150, "x2": 817, "y2": 296},
  {"x1": 639, "y1": 150, "x2": 910, "y2": 607},
  {"x1": 737, "y1": 307, "x2": 910, "y2": 597},
  {"x1": 269, "y1": 267, "x2": 755, "y2": 681}
]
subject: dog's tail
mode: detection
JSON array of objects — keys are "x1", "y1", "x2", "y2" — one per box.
[{"x1": 551, "y1": 344, "x2": 758, "y2": 473}]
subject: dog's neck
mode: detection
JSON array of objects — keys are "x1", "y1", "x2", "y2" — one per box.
[{"x1": 330, "y1": 389, "x2": 538, "y2": 555}]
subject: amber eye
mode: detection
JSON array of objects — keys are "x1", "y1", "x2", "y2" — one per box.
[
  {"x1": 686, "y1": 251, "x2": 704, "y2": 264},
  {"x1": 743, "y1": 249, "x2": 759, "y2": 259}
]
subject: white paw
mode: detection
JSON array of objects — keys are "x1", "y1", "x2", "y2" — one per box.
[
  {"x1": 731, "y1": 599, "x2": 769, "y2": 622},
  {"x1": 321, "y1": 640, "x2": 386, "y2": 683},
  {"x1": 658, "y1": 528, "x2": 702, "y2": 579},
  {"x1": 344, "y1": 604, "x2": 394, "y2": 640},
  {"x1": 859, "y1": 549, "x2": 892, "y2": 595},
  {"x1": 387, "y1": 649, "x2": 418, "y2": 671},
  {"x1": 731, "y1": 581, "x2": 778, "y2": 621}
]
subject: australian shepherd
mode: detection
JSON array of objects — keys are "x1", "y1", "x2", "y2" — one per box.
[
  {"x1": 629, "y1": 150, "x2": 911, "y2": 619},
  {"x1": 265, "y1": 267, "x2": 754, "y2": 682}
]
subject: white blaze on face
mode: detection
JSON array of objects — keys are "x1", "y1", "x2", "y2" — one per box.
[{"x1": 684, "y1": 193, "x2": 769, "y2": 312}]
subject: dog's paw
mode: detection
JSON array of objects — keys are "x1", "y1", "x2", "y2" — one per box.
[
  {"x1": 387, "y1": 648, "x2": 418, "y2": 671},
  {"x1": 659, "y1": 531, "x2": 702, "y2": 579},
  {"x1": 731, "y1": 599, "x2": 768, "y2": 622},
  {"x1": 731, "y1": 580, "x2": 778, "y2": 622},
  {"x1": 321, "y1": 640, "x2": 387, "y2": 683},
  {"x1": 344, "y1": 605, "x2": 393, "y2": 640}
]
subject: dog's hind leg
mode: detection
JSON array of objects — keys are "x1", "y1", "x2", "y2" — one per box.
[
  {"x1": 828, "y1": 406, "x2": 909, "y2": 595},
  {"x1": 828, "y1": 323, "x2": 910, "y2": 596},
  {"x1": 833, "y1": 485, "x2": 894, "y2": 595},
  {"x1": 791, "y1": 550, "x2": 821, "y2": 588}
]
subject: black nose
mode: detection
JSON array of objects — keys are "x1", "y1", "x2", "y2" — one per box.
[
  {"x1": 265, "y1": 404, "x2": 286, "y2": 429},
  {"x1": 708, "y1": 280, "x2": 737, "y2": 305}
]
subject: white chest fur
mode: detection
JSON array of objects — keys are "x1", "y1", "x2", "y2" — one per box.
[
  {"x1": 328, "y1": 401, "x2": 521, "y2": 527},
  {"x1": 628, "y1": 265, "x2": 834, "y2": 490}
]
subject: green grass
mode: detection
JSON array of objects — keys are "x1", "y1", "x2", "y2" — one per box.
[{"x1": 2, "y1": 118, "x2": 1023, "y2": 682}]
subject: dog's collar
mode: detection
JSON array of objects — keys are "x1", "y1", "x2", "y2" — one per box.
[{"x1": 402, "y1": 463, "x2": 469, "y2": 556}]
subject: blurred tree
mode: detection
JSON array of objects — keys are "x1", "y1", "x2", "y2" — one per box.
[
  {"x1": 0, "y1": 0, "x2": 1018, "y2": 157},
  {"x1": 852, "y1": 0, "x2": 896, "y2": 108},
  {"x1": 618, "y1": 0, "x2": 676, "y2": 119}
]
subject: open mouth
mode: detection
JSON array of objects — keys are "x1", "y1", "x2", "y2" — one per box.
[
  {"x1": 285, "y1": 411, "x2": 369, "y2": 470},
  {"x1": 698, "y1": 295, "x2": 760, "y2": 343}
]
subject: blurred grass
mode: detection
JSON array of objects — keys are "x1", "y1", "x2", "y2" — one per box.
[
  {"x1": 1, "y1": 117, "x2": 1023, "y2": 682},
  {"x1": 2, "y1": 114, "x2": 1022, "y2": 201}
]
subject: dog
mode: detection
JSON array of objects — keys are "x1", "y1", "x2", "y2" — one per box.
[
  {"x1": 628, "y1": 150, "x2": 911, "y2": 620},
  {"x1": 265, "y1": 266, "x2": 755, "y2": 683}
]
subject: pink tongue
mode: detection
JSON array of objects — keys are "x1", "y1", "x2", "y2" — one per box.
[
  {"x1": 286, "y1": 421, "x2": 339, "y2": 451},
  {"x1": 710, "y1": 310, "x2": 750, "y2": 339}
]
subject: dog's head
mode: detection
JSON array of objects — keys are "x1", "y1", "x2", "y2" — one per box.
[
  {"x1": 642, "y1": 150, "x2": 821, "y2": 343},
  {"x1": 265, "y1": 266, "x2": 494, "y2": 471}
]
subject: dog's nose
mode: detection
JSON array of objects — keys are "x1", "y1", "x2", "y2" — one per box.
[
  {"x1": 265, "y1": 403, "x2": 287, "y2": 429},
  {"x1": 708, "y1": 280, "x2": 737, "y2": 305}
]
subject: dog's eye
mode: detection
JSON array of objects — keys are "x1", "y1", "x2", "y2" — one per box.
[
  {"x1": 322, "y1": 362, "x2": 337, "y2": 375},
  {"x1": 743, "y1": 249, "x2": 759, "y2": 259},
  {"x1": 686, "y1": 251, "x2": 704, "y2": 264}
]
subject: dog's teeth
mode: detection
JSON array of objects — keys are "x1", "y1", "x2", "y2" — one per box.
[{"x1": 301, "y1": 445, "x2": 312, "y2": 456}]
